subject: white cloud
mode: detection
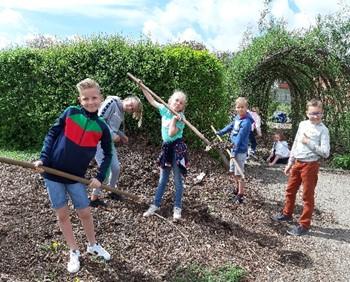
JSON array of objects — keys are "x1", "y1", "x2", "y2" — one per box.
[
  {"x1": 0, "y1": 0, "x2": 348, "y2": 51},
  {"x1": 143, "y1": 0, "x2": 265, "y2": 51},
  {"x1": 272, "y1": 0, "x2": 345, "y2": 30},
  {"x1": 0, "y1": 0, "x2": 148, "y2": 20},
  {"x1": 0, "y1": 1, "x2": 149, "y2": 49},
  {"x1": 0, "y1": 8, "x2": 25, "y2": 27},
  {"x1": 142, "y1": 0, "x2": 349, "y2": 51},
  {"x1": 0, "y1": 8, "x2": 38, "y2": 49},
  {"x1": 177, "y1": 28, "x2": 203, "y2": 43},
  {"x1": 270, "y1": 0, "x2": 291, "y2": 20},
  {"x1": 0, "y1": 34, "x2": 11, "y2": 49},
  {"x1": 294, "y1": 0, "x2": 341, "y2": 15}
]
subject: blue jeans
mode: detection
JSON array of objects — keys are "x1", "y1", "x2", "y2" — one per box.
[
  {"x1": 94, "y1": 143, "x2": 120, "y2": 195},
  {"x1": 154, "y1": 154, "x2": 184, "y2": 209},
  {"x1": 44, "y1": 179, "x2": 89, "y2": 209}
]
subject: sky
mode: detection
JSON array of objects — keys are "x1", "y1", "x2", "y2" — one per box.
[{"x1": 0, "y1": 0, "x2": 348, "y2": 51}]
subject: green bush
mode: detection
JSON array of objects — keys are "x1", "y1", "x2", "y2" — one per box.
[
  {"x1": 0, "y1": 36, "x2": 227, "y2": 149},
  {"x1": 331, "y1": 154, "x2": 350, "y2": 170}
]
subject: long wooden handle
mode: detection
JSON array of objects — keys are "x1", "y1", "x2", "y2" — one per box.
[
  {"x1": 210, "y1": 125, "x2": 245, "y2": 179},
  {"x1": 0, "y1": 157, "x2": 142, "y2": 203},
  {"x1": 127, "y1": 72, "x2": 211, "y2": 145}
]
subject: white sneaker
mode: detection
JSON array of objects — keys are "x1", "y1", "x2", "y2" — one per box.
[
  {"x1": 67, "y1": 250, "x2": 80, "y2": 273},
  {"x1": 173, "y1": 207, "x2": 182, "y2": 221},
  {"x1": 143, "y1": 204, "x2": 159, "y2": 217},
  {"x1": 87, "y1": 243, "x2": 111, "y2": 261}
]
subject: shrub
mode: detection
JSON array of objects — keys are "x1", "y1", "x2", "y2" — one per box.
[
  {"x1": 0, "y1": 36, "x2": 227, "y2": 149},
  {"x1": 331, "y1": 154, "x2": 350, "y2": 170}
]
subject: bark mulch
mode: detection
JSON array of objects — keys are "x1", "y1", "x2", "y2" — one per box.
[{"x1": 0, "y1": 137, "x2": 334, "y2": 281}]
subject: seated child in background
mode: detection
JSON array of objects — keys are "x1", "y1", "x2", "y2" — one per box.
[{"x1": 267, "y1": 131, "x2": 290, "y2": 166}]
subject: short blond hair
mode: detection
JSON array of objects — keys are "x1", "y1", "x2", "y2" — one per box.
[
  {"x1": 124, "y1": 96, "x2": 143, "y2": 127},
  {"x1": 306, "y1": 99, "x2": 323, "y2": 110},
  {"x1": 169, "y1": 90, "x2": 187, "y2": 108},
  {"x1": 76, "y1": 78, "x2": 101, "y2": 94},
  {"x1": 235, "y1": 97, "x2": 248, "y2": 107}
]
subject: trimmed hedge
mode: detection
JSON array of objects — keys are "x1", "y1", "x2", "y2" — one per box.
[{"x1": 0, "y1": 36, "x2": 228, "y2": 149}]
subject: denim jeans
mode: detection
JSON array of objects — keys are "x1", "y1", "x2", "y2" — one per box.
[
  {"x1": 93, "y1": 143, "x2": 120, "y2": 195},
  {"x1": 44, "y1": 178, "x2": 89, "y2": 209},
  {"x1": 154, "y1": 154, "x2": 184, "y2": 209}
]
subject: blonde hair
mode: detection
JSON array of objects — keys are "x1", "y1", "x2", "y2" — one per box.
[
  {"x1": 125, "y1": 96, "x2": 143, "y2": 127},
  {"x1": 168, "y1": 90, "x2": 187, "y2": 110},
  {"x1": 235, "y1": 97, "x2": 248, "y2": 107},
  {"x1": 306, "y1": 99, "x2": 323, "y2": 110},
  {"x1": 76, "y1": 78, "x2": 101, "y2": 94}
]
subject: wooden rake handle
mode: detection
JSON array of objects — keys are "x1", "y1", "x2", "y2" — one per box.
[{"x1": 0, "y1": 157, "x2": 142, "y2": 203}]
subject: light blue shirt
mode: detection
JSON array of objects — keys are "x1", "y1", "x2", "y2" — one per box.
[{"x1": 158, "y1": 105, "x2": 185, "y2": 142}]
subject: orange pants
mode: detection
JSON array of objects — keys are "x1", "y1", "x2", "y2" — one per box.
[{"x1": 283, "y1": 160, "x2": 320, "y2": 229}]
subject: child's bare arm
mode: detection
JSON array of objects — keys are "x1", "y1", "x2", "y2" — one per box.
[
  {"x1": 269, "y1": 155, "x2": 280, "y2": 166},
  {"x1": 168, "y1": 115, "x2": 182, "y2": 136},
  {"x1": 141, "y1": 88, "x2": 160, "y2": 108},
  {"x1": 267, "y1": 152, "x2": 273, "y2": 162}
]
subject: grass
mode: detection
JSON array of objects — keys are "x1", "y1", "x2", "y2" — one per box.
[
  {"x1": 172, "y1": 263, "x2": 246, "y2": 282},
  {"x1": 0, "y1": 148, "x2": 39, "y2": 161}
]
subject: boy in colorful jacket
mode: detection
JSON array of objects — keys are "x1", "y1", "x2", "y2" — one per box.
[{"x1": 34, "y1": 78, "x2": 112, "y2": 273}]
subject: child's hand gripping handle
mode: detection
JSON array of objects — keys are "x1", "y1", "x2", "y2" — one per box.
[{"x1": 0, "y1": 157, "x2": 143, "y2": 204}]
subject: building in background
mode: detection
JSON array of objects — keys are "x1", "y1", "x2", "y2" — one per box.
[{"x1": 272, "y1": 82, "x2": 291, "y2": 104}]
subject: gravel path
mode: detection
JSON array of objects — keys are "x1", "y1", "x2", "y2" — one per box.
[{"x1": 248, "y1": 161, "x2": 350, "y2": 282}]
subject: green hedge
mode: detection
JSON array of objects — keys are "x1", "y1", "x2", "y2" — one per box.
[{"x1": 0, "y1": 36, "x2": 228, "y2": 149}]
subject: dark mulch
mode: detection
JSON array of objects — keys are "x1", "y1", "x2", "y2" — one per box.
[{"x1": 0, "y1": 136, "x2": 332, "y2": 281}]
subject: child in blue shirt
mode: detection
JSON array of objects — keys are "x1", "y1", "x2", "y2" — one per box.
[
  {"x1": 141, "y1": 88, "x2": 188, "y2": 221},
  {"x1": 217, "y1": 97, "x2": 254, "y2": 203}
]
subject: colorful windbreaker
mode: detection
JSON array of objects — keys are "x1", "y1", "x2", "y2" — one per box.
[{"x1": 40, "y1": 106, "x2": 112, "y2": 183}]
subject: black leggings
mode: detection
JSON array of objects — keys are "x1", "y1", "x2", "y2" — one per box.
[{"x1": 266, "y1": 154, "x2": 289, "y2": 164}]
